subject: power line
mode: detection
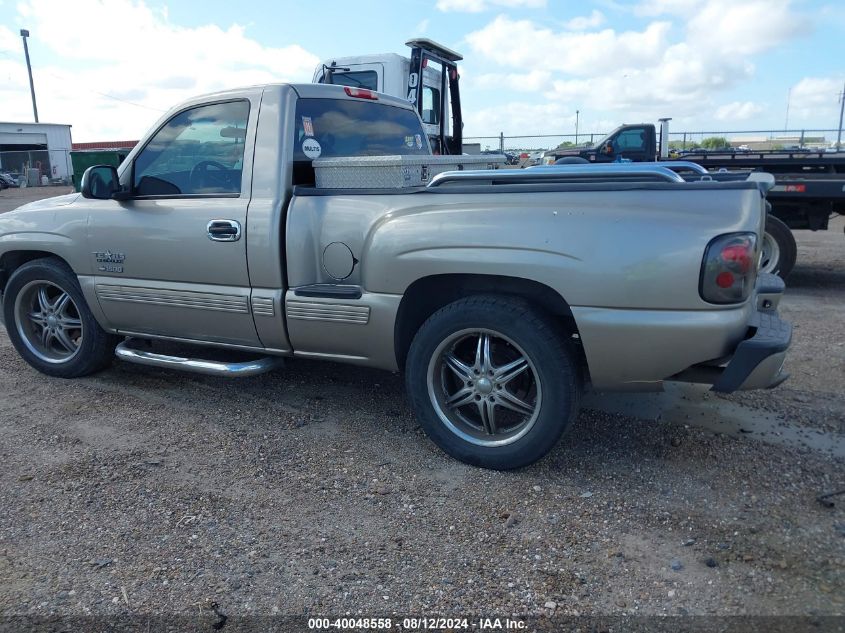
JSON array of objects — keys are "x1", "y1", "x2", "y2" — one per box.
[
  {"x1": 0, "y1": 48, "x2": 166, "y2": 113},
  {"x1": 36, "y1": 66, "x2": 167, "y2": 113}
]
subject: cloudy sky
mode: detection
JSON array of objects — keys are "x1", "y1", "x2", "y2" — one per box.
[{"x1": 0, "y1": 0, "x2": 843, "y2": 142}]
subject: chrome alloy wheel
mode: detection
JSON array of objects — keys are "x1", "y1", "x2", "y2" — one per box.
[
  {"x1": 14, "y1": 280, "x2": 84, "y2": 364},
  {"x1": 427, "y1": 328, "x2": 542, "y2": 447},
  {"x1": 759, "y1": 230, "x2": 780, "y2": 274}
]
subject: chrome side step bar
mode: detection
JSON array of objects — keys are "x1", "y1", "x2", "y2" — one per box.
[{"x1": 115, "y1": 340, "x2": 284, "y2": 377}]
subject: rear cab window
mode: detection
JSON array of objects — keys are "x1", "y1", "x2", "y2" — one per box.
[
  {"x1": 292, "y1": 98, "x2": 431, "y2": 186},
  {"x1": 322, "y1": 71, "x2": 378, "y2": 90}
]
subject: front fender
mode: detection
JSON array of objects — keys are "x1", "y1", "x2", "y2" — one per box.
[{"x1": 0, "y1": 205, "x2": 90, "y2": 275}]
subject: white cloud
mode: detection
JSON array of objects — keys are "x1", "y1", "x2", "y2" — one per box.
[
  {"x1": 788, "y1": 76, "x2": 845, "y2": 124},
  {"x1": 685, "y1": 0, "x2": 811, "y2": 56},
  {"x1": 634, "y1": 0, "x2": 700, "y2": 17},
  {"x1": 714, "y1": 101, "x2": 765, "y2": 122},
  {"x1": 436, "y1": 0, "x2": 545, "y2": 13},
  {"x1": 414, "y1": 18, "x2": 430, "y2": 34},
  {"x1": 463, "y1": 99, "x2": 619, "y2": 142},
  {"x1": 464, "y1": 101, "x2": 576, "y2": 137},
  {"x1": 462, "y1": 1, "x2": 811, "y2": 130},
  {"x1": 466, "y1": 16, "x2": 671, "y2": 76},
  {"x1": 0, "y1": 23, "x2": 19, "y2": 51},
  {"x1": 472, "y1": 69, "x2": 552, "y2": 91},
  {"x1": 0, "y1": 0, "x2": 319, "y2": 139},
  {"x1": 562, "y1": 10, "x2": 606, "y2": 30}
]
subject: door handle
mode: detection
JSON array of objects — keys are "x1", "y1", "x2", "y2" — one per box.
[{"x1": 207, "y1": 219, "x2": 241, "y2": 242}]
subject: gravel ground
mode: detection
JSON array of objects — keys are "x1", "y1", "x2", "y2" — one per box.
[{"x1": 0, "y1": 188, "x2": 842, "y2": 627}]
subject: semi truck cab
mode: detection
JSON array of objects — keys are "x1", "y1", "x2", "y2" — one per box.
[{"x1": 314, "y1": 39, "x2": 463, "y2": 154}]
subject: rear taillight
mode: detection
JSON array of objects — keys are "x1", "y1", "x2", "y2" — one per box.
[
  {"x1": 700, "y1": 233, "x2": 758, "y2": 304},
  {"x1": 343, "y1": 86, "x2": 378, "y2": 100}
]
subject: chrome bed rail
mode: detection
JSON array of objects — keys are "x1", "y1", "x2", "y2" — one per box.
[
  {"x1": 428, "y1": 163, "x2": 686, "y2": 187},
  {"x1": 653, "y1": 161, "x2": 709, "y2": 175}
]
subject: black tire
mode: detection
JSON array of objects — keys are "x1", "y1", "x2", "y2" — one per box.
[
  {"x1": 2, "y1": 258, "x2": 118, "y2": 378},
  {"x1": 405, "y1": 295, "x2": 581, "y2": 470},
  {"x1": 762, "y1": 215, "x2": 797, "y2": 278}
]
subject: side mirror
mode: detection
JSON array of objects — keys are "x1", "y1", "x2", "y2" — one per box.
[{"x1": 81, "y1": 165, "x2": 122, "y2": 200}]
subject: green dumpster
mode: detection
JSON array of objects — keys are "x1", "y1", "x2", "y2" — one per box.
[{"x1": 69, "y1": 150, "x2": 131, "y2": 192}]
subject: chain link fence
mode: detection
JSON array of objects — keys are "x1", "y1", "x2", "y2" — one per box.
[{"x1": 465, "y1": 128, "x2": 843, "y2": 157}]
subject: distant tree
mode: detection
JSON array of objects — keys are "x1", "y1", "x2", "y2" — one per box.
[
  {"x1": 556, "y1": 141, "x2": 576, "y2": 149},
  {"x1": 668, "y1": 140, "x2": 700, "y2": 150},
  {"x1": 770, "y1": 143, "x2": 785, "y2": 150},
  {"x1": 701, "y1": 136, "x2": 730, "y2": 149}
]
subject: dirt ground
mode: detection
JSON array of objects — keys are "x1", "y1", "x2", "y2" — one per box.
[{"x1": 0, "y1": 187, "x2": 842, "y2": 627}]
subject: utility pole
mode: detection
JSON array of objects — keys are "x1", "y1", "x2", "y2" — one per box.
[
  {"x1": 575, "y1": 110, "x2": 580, "y2": 145},
  {"x1": 20, "y1": 29, "x2": 39, "y2": 123},
  {"x1": 784, "y1": 87, "x2": 792, "y2": 131},
  {"x1": 837, "y1": 82, "x2": 844, "y2": 151}
]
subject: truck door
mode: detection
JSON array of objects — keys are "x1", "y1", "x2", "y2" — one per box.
[
  {"x1": 318, "y1": 63, "x2": 384, "y2": 92},
  {"x1": 420, "y1": 65, "x2": 446, "y2": 142},
  {"x1": 87, "y1": 97, "x2": 263, "y2": 347}
]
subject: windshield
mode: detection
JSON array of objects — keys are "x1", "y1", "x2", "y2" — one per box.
[{"x1": 293, "y1": 98, "x2": 431, "y2": 159}]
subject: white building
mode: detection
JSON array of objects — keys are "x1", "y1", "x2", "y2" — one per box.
[{"x1": 0, "y1": 121, "x2": 73, "y2": 182}]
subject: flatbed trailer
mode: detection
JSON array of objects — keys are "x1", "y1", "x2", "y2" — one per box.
[
  {"x1": 549, "y1": 124, "x2": 845, "y2": 277},
  {"x1": 678, "y1": 149, "x2": 845, "y2": 231}
]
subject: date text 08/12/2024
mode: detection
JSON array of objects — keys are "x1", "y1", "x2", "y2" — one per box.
[{"x1": 307, "y1": 617, "x2": 527, "y2": 630}]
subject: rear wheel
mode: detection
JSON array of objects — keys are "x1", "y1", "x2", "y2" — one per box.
[
  {"x1": 760, "y1": 215, "x2": 797, "y2": 278},
  {"x1": 3, "y1": 258, "x2": 118, "y2": 377},
  {"x1": 405, "y1": 295, "x2": 581, "y2": 470}
]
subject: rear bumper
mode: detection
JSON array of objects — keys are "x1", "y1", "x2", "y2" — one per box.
[
  {"x1": 710, "y1": 310, "x2": 791, "y2": 392},
  {"x1": 673, "y1": 274, "x2": 792, "y2": 393},
  {"x1": 574, "y1": 273, "x2": 792, "y2": 392}
]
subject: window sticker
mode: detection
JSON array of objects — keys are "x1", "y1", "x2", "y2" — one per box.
[
  {"x1": 302, "y1": 138, "x2": 322, "y2": 159},
  {"x1": 405, "y1": 135, "x2": 415, "y2": 148},
  {"x1": 302, "y1": 116, "x2": 314, "y2": 137},
  {"x1": 415, "y1": 134, "x2": 423, "y2": 150}
]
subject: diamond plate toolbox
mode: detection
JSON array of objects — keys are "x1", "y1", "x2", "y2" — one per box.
[{"x1": 313, "y1": 154, "x2": 507, "y2": 189}]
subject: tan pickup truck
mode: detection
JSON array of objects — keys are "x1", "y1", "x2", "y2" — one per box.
[{"x1": 0, "y1": 83, "x2": 791, "y2": 469}]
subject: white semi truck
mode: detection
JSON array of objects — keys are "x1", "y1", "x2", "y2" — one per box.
[{"x1": 313, "y1": 39, "x2": 464, "y2": 155}]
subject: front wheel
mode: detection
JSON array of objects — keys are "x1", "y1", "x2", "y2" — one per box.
[
  {"x1": 405, "y1": 296, "x2": 581, "y2": 470},
  {"x1": 3, "y1": 258, "x2": 118, "y2": 377}
]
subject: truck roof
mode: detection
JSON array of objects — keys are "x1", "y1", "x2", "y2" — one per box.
[
  {"x1": 159, "y1": 83, "x2": 416, "y2": 117},
  {"x1": 318, "y1": 52, "x2": 409, "y2": 67},
  {"x1": 289, "y1": 83, "x2": 413, "y2": 109}
]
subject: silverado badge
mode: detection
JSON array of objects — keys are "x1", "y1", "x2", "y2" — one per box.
[{"x1": 93, "y1": 250, "x2": 125, "y2": 273}]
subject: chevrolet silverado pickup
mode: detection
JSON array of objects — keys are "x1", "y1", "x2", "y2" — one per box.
[{"x1": 0, "y1": 84, "x2": 792, "y2": 469}]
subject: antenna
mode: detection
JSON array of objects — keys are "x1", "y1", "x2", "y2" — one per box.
[{"x1": 837, "y1": 82, "x2": 844, "y2": 151}]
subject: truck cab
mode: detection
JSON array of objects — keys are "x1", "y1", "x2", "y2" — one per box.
[
  {"x1": 554, "y1": 123, "x2": 658, "y2": 163},
  {"x1": 314, "y1": 39, "x2": 463, "y2": 155}
]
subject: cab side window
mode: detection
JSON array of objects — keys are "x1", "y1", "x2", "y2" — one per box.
[
  {"x1": 422, "y1": 86, "x2": 440, "y2": 125},
  {"x1": 133, "y1": 100, "x2": 250, "y2": 196},
  {"x1": 614, "y1": 128, "x2": 647, "y2": 152}
]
